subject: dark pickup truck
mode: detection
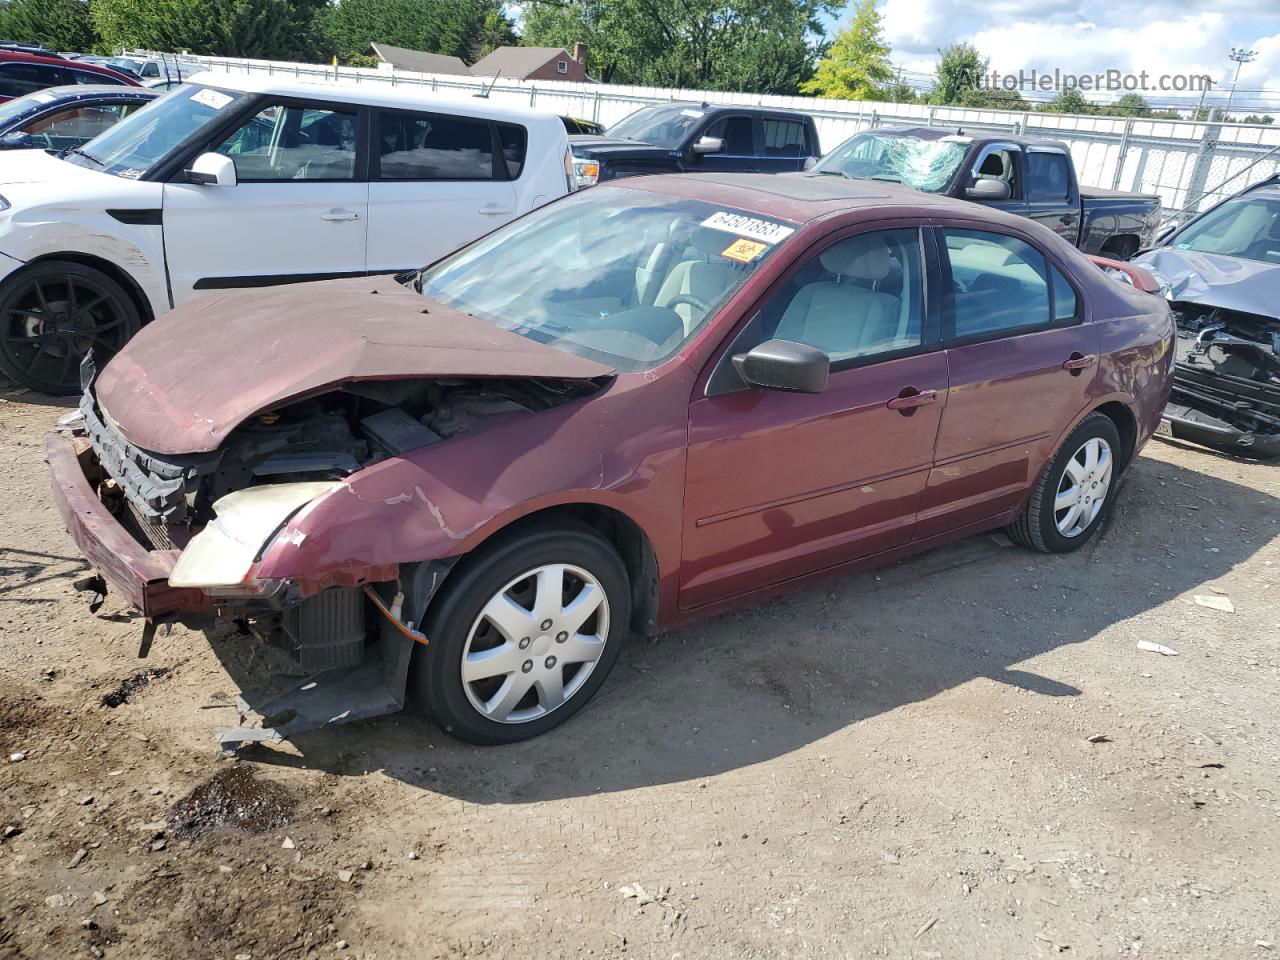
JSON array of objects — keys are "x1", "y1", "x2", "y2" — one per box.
[
  {"x1": 812, "y1": 126, "x2": 1162, "y2": 258},
  {"x1": 569, "y1": 102, "x2": 820, "y2": 188}
]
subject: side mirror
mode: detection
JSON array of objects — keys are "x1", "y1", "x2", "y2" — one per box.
[
  {"x1": 184, "y1": 151, "x2": 237, "y2": 186},
  {"x1": 1, "y1": 132, "x2": 36, "y2": 150},
  {"x1": 691, "y1": 135, "x2": 724, "y2": 155},
  {"x1": 803, "y1": 155, "x2": 819, "y2": 171},
  {"x1": 965, "y1": 178, "x2": 1011, "y2": 201},
  {"x1": 732, "y1": 339, "x2": 830, "y2": 393}
]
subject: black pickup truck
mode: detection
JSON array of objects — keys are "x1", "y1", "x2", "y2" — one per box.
[
  {"x1": 812, "y1": 126, "x2": 1162, "y2": 258},
  {"x1": 569, "y1": 102, "x2": 820, "y2": 188}
]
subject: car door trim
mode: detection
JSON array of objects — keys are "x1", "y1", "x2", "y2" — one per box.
[
  {"x1": 193, "y1": 270, "x2": 369, "y2": 290},
  {"x1": 107, "y1": 208, "x2": 162, "y2": 225}
]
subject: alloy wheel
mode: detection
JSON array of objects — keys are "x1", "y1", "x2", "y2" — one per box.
[
  {"x1": 1054, "y1": 436, "x2": 1113, "y2": 537},
  {"x1": 460, "y1": 563, "x2": 610, "y2": 724}
]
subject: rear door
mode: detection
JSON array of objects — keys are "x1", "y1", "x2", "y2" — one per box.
[
  {"x1": 915, "y1": 225, "x2": 1098, "y2": 539},
  {"x1": 1024, "y1": 147, "x2": 1081, "y2": 245},
  {"x1": 681, "y1": 224, "x2": 946, "y2": 609},
  {"x1": 162, "y1": 97, "x2": 368, "y2": 303},
  {"x1": 365, "y1": 108, "x2": 519, "y2": 274},
  {"x1": 758, "y1": 115, "x2": 812, "y2": 173}
]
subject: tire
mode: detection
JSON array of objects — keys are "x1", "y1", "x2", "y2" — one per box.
[
  {"x1": 410, "y1": 523, "x2": 631, "y2": 745},
  {"x1": 0, "y1": 260, "x2": 142, "y2": 395},
  {"x1": 1007, "y1": 412, "x2": 1122, "y2": 553}
]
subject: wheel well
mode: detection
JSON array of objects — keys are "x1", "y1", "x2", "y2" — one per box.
[
  {"x1": 1093, "y1": 401, "x2": 1137, "y2": 469},
  {"x1": 1099, "y1": 234, "x2": 1140, "y2": 260},
  {"x1": 482, "y1": 504, "x2": 661, "y2": 638},
  {"x1": 28, "y1": 253, "x2": 155, "y2": 326}
]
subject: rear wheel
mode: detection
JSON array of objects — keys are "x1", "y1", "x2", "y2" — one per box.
[
  {"x1": 410, "y1": 524, "x2": 630, "y2": 744},
  {"x1": 1007, "y1": 412, "x2": 1121, "y2": 553},
  {"x1": 0, "y1": 261, "x2": 141, "y2": 395}
]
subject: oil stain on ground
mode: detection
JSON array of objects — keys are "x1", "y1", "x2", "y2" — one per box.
[
  {"x1": 100, "y1": 666, "x2": 172, "y2": 708},
  {"x1": 167, "y1": 765, "x2": 296, "y2": 838}
]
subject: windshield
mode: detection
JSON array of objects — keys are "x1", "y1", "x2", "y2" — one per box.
[
  {"x1": 107, "y1": 59, "x2": 142, "y2": 75},
  {"x1": 814, "y1": 132, "x2": 968, "y2": 192},
  {"x1": 64, "y1": 84, "x2": 249, "y2": 178},
  {"x1": 606, "y1": 104, "x2": 707, "y2": 149},
  {"x1": 419, "y1": 187, "x2": 795, "y2": 371},
  {"x1": 1172, "y1": 196, "x2": 1280, "y2": 265}
]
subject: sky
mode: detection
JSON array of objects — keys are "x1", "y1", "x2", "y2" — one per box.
[{"x1": 833, "y1": 0, "x2": 1280, "y2": 112}]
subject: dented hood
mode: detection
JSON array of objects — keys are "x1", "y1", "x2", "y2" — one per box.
[
  {"x1": 1133, "y1": 247, "x2": 1280, "y2": 319},
  {"x1": 95, "y1": 276, "x2": 614, "y2": 455}
]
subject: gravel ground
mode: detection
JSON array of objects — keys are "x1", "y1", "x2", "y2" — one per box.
[{"x1": 1, "y1": 382, "x2": 1278, "y2": 960}]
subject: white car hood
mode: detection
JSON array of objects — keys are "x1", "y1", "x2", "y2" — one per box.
[{"x1": 0, "y1": 147, "x2": 104, "y2": 187}]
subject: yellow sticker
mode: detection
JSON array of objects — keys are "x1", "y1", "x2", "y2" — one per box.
[{"x1": 721, "y1": 238, "x2": 768, "y2": 263}]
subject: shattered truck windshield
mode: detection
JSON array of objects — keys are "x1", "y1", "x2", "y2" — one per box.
[{"x1": 814, "y1": 132, "x2": 967, "y2": 192}]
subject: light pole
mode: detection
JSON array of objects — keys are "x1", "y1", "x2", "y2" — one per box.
[{"x1": 1224, "y1": 47, "x2": 1257, "y2": 120}]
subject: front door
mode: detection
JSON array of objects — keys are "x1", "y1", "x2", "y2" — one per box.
[
  {"x1": 694, "y1": 114, "x2": 759, "y2": 174},
  {"x1": 681, "y1": 226, "x2": 946, "y2": 609},
  {"x1": 365, "y1": 108, "x2": 520, "y2": 273},
  {"x1": 916, "y1": 226, "x2": 1098, "y2": 538},
  {"x1": 162, "y1": 99, "x2": 368, "y2": 304}
]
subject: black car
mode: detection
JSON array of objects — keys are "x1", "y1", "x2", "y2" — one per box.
[
  {"x1": 0, "y1": 83, "x2": 159, "y2": 151},
  {"x1": 569, "y1": 102, "x2": 820, "y2": 187}
]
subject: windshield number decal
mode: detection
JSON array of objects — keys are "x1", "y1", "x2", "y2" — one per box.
[
  {"x1": 191, "y1": 88, "x2": 233, "y2": 110},
  {"x1": 721, "y1": 238, "x2": 768, "y2": 263},
  {"x1": 701, "y1": 211, "x2": 795, "y2": 245},
  {"x1": 680, "y1": 109, "x2": 704, "y2": 118}
]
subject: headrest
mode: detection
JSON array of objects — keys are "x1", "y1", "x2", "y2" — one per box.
[
  {"x1": 691, "y1": 227, "x2": 732, "y2": 257},
  {"x1": 820, "y1": 240, "x2": 892, "y2": 281},
  {"x1": 979, "y1": 153, "x2": 1004, "y2": 176}
]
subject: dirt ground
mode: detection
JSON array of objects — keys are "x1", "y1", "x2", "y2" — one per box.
[{"x1": 1, "y1": 380, "x2": 1278, "y2": 960}]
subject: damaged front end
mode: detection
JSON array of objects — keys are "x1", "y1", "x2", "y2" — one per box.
[{"x1": 1163, "y1": 301, "x2": 1280, "y2": 458}]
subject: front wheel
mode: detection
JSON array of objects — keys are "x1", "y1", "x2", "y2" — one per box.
[
  {"x1": 410, "y1": 524, "x2": 631, "y2": 744},
  {"x1": 0, "y1": 260, "x2": 142, "y2": 395},
  {"x1": 1007, "y1": 412, "x2": 1121, "y2": 553}
]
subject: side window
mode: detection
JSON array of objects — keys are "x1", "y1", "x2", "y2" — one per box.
[
  {"x1": 757, "y1": 228, "x2": 926, "y2": 363},
  {"x1": 377, "y1": 111, "x2": 494, "y2": 180},
  {"x1": 72, "y1": 70, "x2": 126, "y2": 86},
  {"x1": 702, "y1": 115, "x2": 753, "y2": 154},
  {"x1": 943, "y1": 229, "x2": 1052, "y2": 338},
  {"x1": 763, "y1": 118, "x2": 806, "y2": 157},
  {"x1": 213, "y1": 103, "x2": 357, "y2": 181},
  {"x1": 1026, "y1": 152, "x2": 1072, "y2": 202},
  {"x1": 142, "y1": 62, "x2": 161, "y2": 78},
  {"x1": 971, "y1": 147, "x2": 1019, "y2": 198},
  {"x1": 0, "y1": 63, "x2": 63, "y2": 97},
  {"x1": 22, "y1": 104, "x2": 128, "y2": 148},
  {"x1": 496, "y1": 122, "x2": 526, "y2": 179},
  {"x1": 1051, "y1": 265, "x2": 1079, "y2": 321}
]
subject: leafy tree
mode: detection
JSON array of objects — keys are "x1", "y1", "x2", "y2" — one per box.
[
  {"x1": 884, "y1": 79, "x2": 916, "y2": 104},
  {"x1": 0, "y1": 0, "x2": 95, "y2": 52},
  {"x1": 522, "y1": 0, "x2": 842, "y2": 95},
  {"x1": 1242, "y1": 114, "x2": 1275, "y2": 125},
  {"x1": 322, "y1": 0, "x2": 514, "y2": 64},
  {"x1": 1042, "y1": 88, "x2": 1092, "y2": 115},
  {"x1": 929, "y1": 41, "x2": 985, "y2": 106},
  {"x1": 92, "y1": 0, "x2": 326, "y2": 60},
  {"x1": 801, "y1": 0, "x2": 891, "y2": 100},
  {"x1": 1113, "y1": 93, "x2": 1149, "y2": 117}
]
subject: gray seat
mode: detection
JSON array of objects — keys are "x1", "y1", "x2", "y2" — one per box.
[
  {"x1": 773, "y1": 240, "x2": 902, "y2": 357},
  {"x1": 654, "y1": 228, "x2": 743, "y2": 334}
]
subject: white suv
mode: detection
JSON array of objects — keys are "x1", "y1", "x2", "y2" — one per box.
[{"x1": 0, "y1": 71, "x2": 572, "y2": 393}]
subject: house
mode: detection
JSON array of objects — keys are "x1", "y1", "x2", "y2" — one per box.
[
  {"x1": 367, "y1": 42, "x2": 472, "y2": 77},
  {"x1": 469, "y1": 44, "x2": 592, "y2": 83}
]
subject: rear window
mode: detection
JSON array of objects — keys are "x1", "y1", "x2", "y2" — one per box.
[
  {"x1": 764, "y1": 117, "x2": 808, "y2": 157},
  {"x1": 496, "y1": 122, "x2": 526, "y2": 179},
  {"x1": 377, "y1": 110, "x2": 495, "y2": 180},
  {"x1": 0, "y1": 62, "x2": 64, "y2": 98}
]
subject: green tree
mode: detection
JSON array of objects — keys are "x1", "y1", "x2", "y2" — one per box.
[
  {"x1": 884, "y1": 79, "x2": 916, "y2": 104},
  {"x1": 322, "y1": 0, "x2": 513, "y2": 64},
  {"x1": 92, "y1": 0, "x2": 325, "y2": 60},
  {"x1": 801, "y1": 0, "x2": 891, "y2": 100},
  {"x1": 1242, "y1": 114, "x2": 1275, "y2": 125},
  {"x1": 1113, "y1": 92, "x2": 1150, "y2": 117},
  {"x1": 522, "y1": 0, "x2": 842, "y2": 94},
  {"x1": 929, "y1": 41, "x2": 985, "y2": 106},
  {"x1": 0, "y1": 0, "x2": 95, "y2": 51},
  {"x1": 1042, "y1": 88, "x2": 1092, "y2": 114}
]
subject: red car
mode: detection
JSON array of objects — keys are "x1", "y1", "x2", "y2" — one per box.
[
  {"x1": 47, "y1": 173, "x2": 1174, "y2": 745},
  {"x1": 0, "y1": 48, "x2": 139, "y2": 101}
]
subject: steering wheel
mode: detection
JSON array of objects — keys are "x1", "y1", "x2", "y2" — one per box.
[{"x1": 664, "y1": 293, "x2": 711, "y2": 314}]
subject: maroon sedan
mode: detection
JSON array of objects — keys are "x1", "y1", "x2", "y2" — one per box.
[{"x1": 47, "y1": 173, "x2": 1174, "y2": 745}]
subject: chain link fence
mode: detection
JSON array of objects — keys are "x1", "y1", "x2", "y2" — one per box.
[{"x1": 136, "y1": 50, "x2": 1280, "y2": 223}]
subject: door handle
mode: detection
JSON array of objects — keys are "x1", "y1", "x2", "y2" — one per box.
[
  {"x1": 479, "y1": 204, "x2": 513, "y2": 216},
  {"x1": 320, "y1": 209, "x2": 361, "y2": 222},
  {"x1": 887, "y1": 388, "x2": 938, "y2": 412},
  {"x1": 1062, "y1": 353, "x2": 1096, "y2": 374}
]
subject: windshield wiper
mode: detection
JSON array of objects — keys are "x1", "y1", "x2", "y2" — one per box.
[
  {"x1": 63, "y1": 147, "x2": 103, "y2": 166},
  {"x1": 869, "y1": 174, "x2": 902, "y2": 183},
  {"x1": 813, "y1": 168, "x2": 849, "y2": 178}
]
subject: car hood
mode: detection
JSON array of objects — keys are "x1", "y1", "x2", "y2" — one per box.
[
  {"x1": 0, "y1": 146, "x2": 99, "y2": 186},
  {"x1": 1133, "y1": 247, "x2": 1280, "y2": 319},
  {"x1": 569, "y1": 135, "x2": 667, "y2": 156},
  {"x1": 95, "y1": 276, "x2": 615, "y2": 456}
]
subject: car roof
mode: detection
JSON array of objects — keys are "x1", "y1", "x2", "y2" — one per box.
[
  {"x1": 187, "y1": 70, "x2": 566, "y2": 127},
  {"x1": 871, "y1": 125, "x2": 1071, "y2": 153},
  {"x1": 611, "y1": 171, "x2": 1051, "y2": 230},
  {"x1": 0, "y1": 49, "x2": 128, "y2": 74},
  {"x1": 23, "y1": 83, "x2": 158, "y2": 99}
]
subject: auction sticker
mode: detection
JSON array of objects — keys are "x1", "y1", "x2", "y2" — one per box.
[
  {"x1": 191, "y1": 88, "x2": 234, "y2": 110},
  {"x1": 701, "y1": 211, "x2": 795, "y2": 245},
  {"x1": 721, "y1": 238, "x2": 768, "y2": 263}
]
